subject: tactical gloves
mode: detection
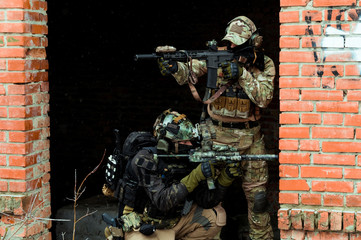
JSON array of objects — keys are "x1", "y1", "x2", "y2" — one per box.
[
  {"x1": 218, "y1": 162, "x2": 242, "y2": 187},
  {"x1": 181, "y1": 162, "x2": 214, "y2": 193},
  {"x1": 220, "y1": 61, "x2": 243, "y2": 81},
  {"x1": 158, "y1": 57, "x2": 178, "y2": 76}
]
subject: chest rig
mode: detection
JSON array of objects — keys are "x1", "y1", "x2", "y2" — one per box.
[{"x1": 211, "y1": 72, "x2": 253, "y2": 118}]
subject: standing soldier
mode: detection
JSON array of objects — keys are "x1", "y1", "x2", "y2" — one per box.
[{"x1": 157, "y1": 16, "x2": 275, "y2": 240}]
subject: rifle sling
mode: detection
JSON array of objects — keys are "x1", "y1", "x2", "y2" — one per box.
[{"x1": 187, "y1": 82, "x2": 231, "y2": 104}]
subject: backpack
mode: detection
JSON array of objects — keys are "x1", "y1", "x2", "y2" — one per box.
[{"x1": 105, "y1": 129, "x2": 157, "y2": 191}]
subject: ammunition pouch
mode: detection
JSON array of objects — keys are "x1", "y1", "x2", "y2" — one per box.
[{"x1": 210, "y1": 87, "x2": 252, "y2": 118}]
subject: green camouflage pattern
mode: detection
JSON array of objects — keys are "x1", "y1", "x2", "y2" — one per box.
[
  {"x1": 223, "y1": 16, "x2": 257, "y2": 45},
  {"x1": 120, "y1": 212, "x2": 141, "y2": 232}
]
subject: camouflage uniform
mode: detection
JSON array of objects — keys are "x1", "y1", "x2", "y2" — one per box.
[
  {"x1": 123, "y1": 149, "x2": 226, "y2": 240},
  {"x1": 169, "y1": 17, "x2": 276, "y2": 240}
]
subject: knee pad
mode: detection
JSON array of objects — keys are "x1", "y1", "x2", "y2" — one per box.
[{"x1": 252, "y1": 191, "x2": 268, "y2": 213}]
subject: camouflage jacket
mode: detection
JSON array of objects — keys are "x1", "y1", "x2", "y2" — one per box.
[{"x1": 172, "y1": 54, "x2": 275, "y2": 121}]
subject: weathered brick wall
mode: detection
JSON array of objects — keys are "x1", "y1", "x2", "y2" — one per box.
[
  {"x1": 279, "y1": 0, "x2": 361, "y2": 239},
  {"x1": 0, "y1": 0, "x2": 50, "y2": 239}
]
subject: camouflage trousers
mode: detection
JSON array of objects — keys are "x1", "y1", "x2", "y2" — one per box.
[
  {"x1": 213, "y1": 124, "x2": 274, "y2": 240},
  {"x1": 125, "y1": 203, "x2": 225, "y2": 240}
]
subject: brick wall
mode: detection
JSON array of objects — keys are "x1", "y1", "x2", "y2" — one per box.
[
  {"x1": 279, "y1": 0, "x2": 361, "y2": 239},
  {"x1": 0, "y1": 0, "x2": 50, "y2": 239}
]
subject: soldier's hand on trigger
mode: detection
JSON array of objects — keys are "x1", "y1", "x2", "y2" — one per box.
[
  {"x1": 157, "y1": 57, "x2": 178, "y2": 76},
  {"x1": 220, "y1": 61, "x2": 243, "y2": 81},
  {"x1": 217, "y1": 162, "x2": 242, "y2": 187}
]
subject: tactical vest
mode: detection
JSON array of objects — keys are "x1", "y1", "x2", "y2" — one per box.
[{"x1": 210, "y1": 69, "x2": 253, "y2": 118}]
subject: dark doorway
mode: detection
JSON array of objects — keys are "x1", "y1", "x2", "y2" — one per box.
[{"x1": 47, "y1": 1, "x2": 280, "y2": 239}]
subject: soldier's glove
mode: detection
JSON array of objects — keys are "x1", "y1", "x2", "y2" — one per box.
[
  {"x1": 220, "y1": 61, "x2": 243, "y2": 81},
  {"x1": 218, "y1": 162, "x2": 242, "y2": 187},
  {"x1": 122, "y1": 205, "x2": 134, "y2": 215},
  {"x1": 158, "y1": 57, "x2": 178, "y2": 76},
  {"x1": 104, "y1": 226, "x2": 123, "y2": 239},
  {"x1": 102, "y1": 184, "x2": 114, "y2": 198},
  {"x1": 120, "y1": 212, "x2": 141, "y2": 232},
  {"x1": 181, "y1": 162, "x2": 214, "y2": 193}
]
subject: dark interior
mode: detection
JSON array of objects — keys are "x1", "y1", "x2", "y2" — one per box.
[{"x1": 47, "y1": 1, "x2": 280, "y2": 239}]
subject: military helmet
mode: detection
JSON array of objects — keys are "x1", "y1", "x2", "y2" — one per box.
[
  {"x1": 222, "y1": 16, "x2": 258, "y2": 46},
  {"x1": 153, "y1": 109, "x2": 199, "y2": 141}
]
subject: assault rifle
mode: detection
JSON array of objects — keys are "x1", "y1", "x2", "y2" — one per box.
[
  {"x1": 155, "y1": 144, "x2": 278, "y2": 164},
  {"x1": 134, "y1": 40, "x2": 246, "y2": 89}
]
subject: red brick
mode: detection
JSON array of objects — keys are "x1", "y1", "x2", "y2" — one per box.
[
  {"x1": 316, "y1": 102, "x2": 359, "y2": 113},
  {"x1": 347, "y1": 195, "x2": 361, "y2": 207},
  {"x1": 324, "y1": 194, "x2": 344, "y2": 207},
  {"x1": 348, "y1": 91, "x2": 361, "y2": 101},
  {"x1": 314, "y1": 154, "x2": 355, "y2": 166},
  {"x1": 0, "y1": 72, "x2": 26, "y2": 83},
  {"x1": 279, "y1": 139, "x2": 298, "y2": 150},
  {"x1": 280, "y1": 0, "x2": 309, "y2": 6},
  {"x1": 312, "y1": 127, "x2": 354, "y2": 139},
  {"x1": 323, "y1": 52, "x2": 353, "y2": 62},
  {"x1": 280, "y1": 37, "x2": 299, "y2": 48},
  {"x1": 9, "y1": 154, "x2": 38, "y2": 167},
  {"x1": 300, "y1": 140, "x2": 319, "y2": 151},
  {"x1": 301, "y1": 166, "x2": 343, "y2": 178},
  {"x1": 324, "y1": 9, "x2": 346, "y2": 21},
  {"x1": 323, "y1": 113, "x2": 343, "y2": 125},
  {"x1": 0, "y1": 95, "x2": 32, "y2": 106},
  {"x1": 0, "y1": 120, "x2": 32, "y2": 131},
  {"x1": 345, "y1": 115, "x2": 361, "y2": 127},
  {"x1": 357, "y1": 129, "x2": 361, "y2": 140},
  {"x1": 280, "y1": 11, "x2": 299, "y2": 23},
  {"x1": 0, "y1": 0, "x2": 30, "y2": 8},
  {"x1": 312, "y1": 180, "x2": 353, "y2": 192},
  {"x1": 280, "y1": 51, "x2": 321, "y2": 63},
  {"x1": 279, "y1": 165, "x2": 299, "y2": 177},
  {"x1": 279, "y1": 193, "x2": 299, "y2": 204},
  {"x1": 9, "y1": 106, "x2": 42, "y2": 118},
  {"x1": 280, "y1": 89, "x2": 299, "y2": 100},
  {"x1": 345, "y1": 169, "x2": 361, "y2": 179},
  {"x1": 302, "y1": 64, "x2": 344, "y2": 77},
  {"x1": 301, "y1": 193, "x2": 321, "y2": 205},
  {"x1": 303, "y1": 10, "x2": 323, "y2": 22},
  {"x1": 302, "y1": 36, "x2": 322, "y2": 48},
  {"x1": 278, "y1": 209, "x2": 291, "y2": 230},
  {"x1": 280, "y1": 113, "x2": 299, "y2": 124},
  {"x1": 280, "y1": 101, "x2": 314, "y2": 112},
  {"x1": 314, "y1": 0, "x2": 356, "y2": 6},
  {"x1": 279, "y1": 64, "x2": 299, "y2": 76},
  {"x1": 323, "y1": 142, "x2": 361, "y2": 153},
  {"x1": 322, "y1": 77, "x2": 335, "y2": 88},
  {"x1": 337, "y1": 78, "x2": 361, "y2": 89},
  {"x1": 291, "y1": 210, "x2": 303, "y2": 229},
  {"x1": 345, "y1": 65, "x2": 360, "y2": 76},
  {"x1": 280, "y1": 25, "x2": 322, "y2": 36},
  {"x1": 0, "y1": 142, "x2": 32, "y2": 154},
  {"x1": 304, "y1": 211, "x2": 315, "y2": 231},
  {"x1": 279, "y1": 127, "x2": 310, "y2": 138},
  {"x1": 0, "y1": 180, "x2": 7, "y2": 191},
  {"x1": 330, "y1": 211, "x2": 342, "y2": 231},
  {"x1": 301, "y1": 113, "x2": 321, "y2": 124},
  {"x1": 279, "y1": 77, "x2": 320, "y2": 88},
  {"x1": 280, "y1": 179, "x2": 309, "y2": 191},
  {"x1": 279, "y1": 152, "x2": 310, "y2": 164},
  {"x1": 317, "y1": 210, "x2": 329, "y2": 230},
  {"x1": 301, "y1": 90, "x2": 343, "y2": 101},
  {"x1": 357, "y1": 213, "x2": 361, "y2": 232},
  {"x1": 344, "y1": 212, "x2": 355, "y2": 232}
]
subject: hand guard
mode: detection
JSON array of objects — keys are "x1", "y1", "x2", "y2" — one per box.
[
  {"x1": 120, "y1": 212, "x2": 141, "y2": 232},
  {"x1": 157, "y1": 57, "x2": 178, "y2": 76},
  {"x1": 220, "y1": 61, "x2": 243, "y2": 81}
]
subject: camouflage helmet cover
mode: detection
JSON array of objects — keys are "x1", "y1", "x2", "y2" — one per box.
[
  {"x1": 222, "y1": 16, "x2": 257, "y2": 46},
  {"x1": 153, "y1": 109, "x2": 199, "y2": 141}
]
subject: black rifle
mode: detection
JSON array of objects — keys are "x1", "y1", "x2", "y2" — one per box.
[{"x1": 134, "y1": 40, "x2": 237, "y2": 89}]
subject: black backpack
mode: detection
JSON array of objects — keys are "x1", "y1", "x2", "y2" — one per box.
[{"x1": 104, "y1": 129, "x2": 157, "y2": 191}]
